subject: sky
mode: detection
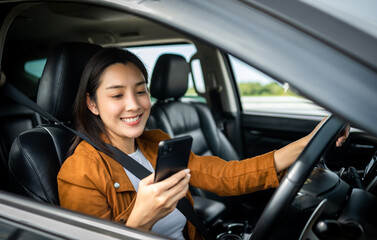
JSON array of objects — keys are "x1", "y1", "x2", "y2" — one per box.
[{"x1": 128, "y1": 43, "x2": 274, "y2": 86}]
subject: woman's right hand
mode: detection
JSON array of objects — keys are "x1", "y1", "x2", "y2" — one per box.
[{"x1": 126, "y1": 169, "x2": 191, "y2": 230}]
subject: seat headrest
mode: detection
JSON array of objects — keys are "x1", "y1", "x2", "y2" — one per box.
[
  {"x1": 36, "y1": 42, "x2": 102, "y2": 122},
  {"x1": 150, "y1": 54, "x2": 190, "y2": 100}
]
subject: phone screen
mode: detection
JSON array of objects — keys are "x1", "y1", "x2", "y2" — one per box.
[{"x1": 154, "y1": 135, "x2": 193, "y2": 182}]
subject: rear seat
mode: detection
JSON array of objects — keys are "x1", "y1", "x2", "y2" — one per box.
[{"x1": 0, "y1": 97, "x2": 41, "y2": 191}]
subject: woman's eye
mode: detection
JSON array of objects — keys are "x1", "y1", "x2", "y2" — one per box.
[
  {"x1": 112, "y1": 94, "x2": 123, "y2": 98},
  {"x1": 136, "y1": 88, "x2": 147, "y2": 94}
]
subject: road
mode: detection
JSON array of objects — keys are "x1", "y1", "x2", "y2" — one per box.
[{"x1": 241, "y1": 96, "x2": 329, "y2": 116}]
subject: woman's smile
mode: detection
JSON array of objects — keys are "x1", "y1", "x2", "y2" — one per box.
[{"x1": 121, "y1": 114, "x2": 143, "y2": 125}]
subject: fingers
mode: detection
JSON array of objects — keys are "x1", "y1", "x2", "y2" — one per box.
[
  {"x1": 144, "y1": 171, "x2": 190, "y2": 215},
  {"x1": 131, "y1": 170, "x2": 190, "y2": 229},
  {"x1": 139, "y1": 173, "x2": 155, "y2": 185},
  {"x1": 139, "y1": 169, "x2": 190, "y2": 201},
  {"x1": 156, "y1": 169, "x2": 190, "y2": 191},
  {"x1": 336, "y1": 124, "x2": 350, "y2": 147},
  {"x1": 336, "y1": 136, "x2": 346, "y2": 147},
  {"x1": 164, "y1": 173, "x2": 190, "y2": 201},
  {"x1": 152, "y1": 170, "x2": 190, "y2": 207},
  {"x1": 336, "y1": 134, "x2": 348, "y2": 147},
  {"x1": 344, "y1": 124, "x2": 351, "y2": 136},
  {"x1": 156, "y1": 175, "x2": 190, "y2": 211},
  {"x1": 139, "y1": 168, "x2": 188, "y2": 187}
]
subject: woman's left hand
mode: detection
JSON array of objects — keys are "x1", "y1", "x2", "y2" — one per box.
[
  {"x1": 274, "y1": 118, "x2": 350, "y2": 173},
  {"x1": 335, "y1": 124, "x2": 350, "y2": 147},
  {"x1": 308, "y1": 117, "x2": 350, "y2": 147}
]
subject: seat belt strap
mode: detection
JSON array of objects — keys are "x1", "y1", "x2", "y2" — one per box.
[{"x1": 0, "y1": 81, "x2": 210, "y2": 239}]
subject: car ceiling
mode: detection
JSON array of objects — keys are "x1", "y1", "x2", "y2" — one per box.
[{"x1": 5, "y1": 2, "x2": 186, "y2": 58}]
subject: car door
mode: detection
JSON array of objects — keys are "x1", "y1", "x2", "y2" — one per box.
[{"x1": 221, "y1": 53, "x2": 377, "y2": 183}]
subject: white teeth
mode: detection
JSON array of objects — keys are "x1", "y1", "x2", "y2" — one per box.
[{"x1": 122, "y1": 115, "x2": 140, "y2": 123}]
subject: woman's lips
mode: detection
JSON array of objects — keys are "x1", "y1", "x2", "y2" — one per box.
[{"x1": 121, "y1": 114, "x2": 142, "y2": 125}]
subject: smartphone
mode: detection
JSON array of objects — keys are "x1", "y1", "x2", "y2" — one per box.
[{"x1": 154, "y1": 135, "x2": 193, "y2": 182}]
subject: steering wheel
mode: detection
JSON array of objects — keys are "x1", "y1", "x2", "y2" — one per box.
[{"x1": 250, "y1": 116, "x2": 347, "y2": 240}]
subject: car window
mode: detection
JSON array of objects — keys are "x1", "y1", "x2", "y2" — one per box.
[
  {"x1": 229, "y1": 55, "x2": 329, "y2": 116},
  {"x1": 127, "y1": 44, "x2": 206, "y2": 103},
  {"x1": 24, "y1": 59, "x2": 47, "y2": 79}
]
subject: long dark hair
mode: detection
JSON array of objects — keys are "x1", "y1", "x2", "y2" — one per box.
[{"x1": 68, "y1": 47, "x2": 148, "y2": 156}]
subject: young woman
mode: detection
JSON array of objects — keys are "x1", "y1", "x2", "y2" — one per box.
[{"x1": 57, "y1": 47, "x2": 349, "y2": 240}]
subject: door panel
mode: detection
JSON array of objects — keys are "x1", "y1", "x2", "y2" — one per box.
[{"x1": 241, "y1": 114, "x2": 320, "y2": 157}]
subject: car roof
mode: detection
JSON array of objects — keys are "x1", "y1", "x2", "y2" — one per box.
[{"x1": 304, "y1": 0, "x2": 377, "y2": 39}]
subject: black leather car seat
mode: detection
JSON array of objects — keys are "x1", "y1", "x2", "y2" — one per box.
[
  {"x1": 149, "y1": 54, "x2": 239, "y2": 161},
  {"x1": 8, "y1": 42, "x2": 103, "y2": 204},
  {"x1": 0, "y1": 98, "x2": 41, "y2": 191},
  {"x1": 149, "y1": 54, "x2": 243, "y2": 225}
]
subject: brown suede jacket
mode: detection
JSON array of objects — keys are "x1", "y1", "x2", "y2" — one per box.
[{"x1": 57, "y1": 129, "x2": 282, "y2": 240}]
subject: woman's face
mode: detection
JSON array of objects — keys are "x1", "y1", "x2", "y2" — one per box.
[{"x1": 87, "y1": 62, "x2": 151, "y2": 146}]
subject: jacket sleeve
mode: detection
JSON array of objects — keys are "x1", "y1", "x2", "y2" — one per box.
[
  {"x1": 187, "y1": 150, "x2": 281, "y2": 196},
  {"x1": 57, "y1": 148, "x2": 113, "y2": 220}
]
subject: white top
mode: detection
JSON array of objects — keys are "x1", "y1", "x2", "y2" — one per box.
[{"x1": 124, "y1": 148, "x2": 186, "y2": 240}]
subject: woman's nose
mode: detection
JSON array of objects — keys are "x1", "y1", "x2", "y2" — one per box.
[{"x1": 124, "y1": 93, "x2": 140, "y2": 111}]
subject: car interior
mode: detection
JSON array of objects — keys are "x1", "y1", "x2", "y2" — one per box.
[{"x1": 1, "y1": 2, "x2": 377, "y2": 239}]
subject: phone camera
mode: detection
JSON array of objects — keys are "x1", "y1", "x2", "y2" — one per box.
[{"x1": 162, "y1": 144, "x2": 169, "y2": 155}]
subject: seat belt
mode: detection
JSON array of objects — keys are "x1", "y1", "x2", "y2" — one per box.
[{"x1": 0, "y1": 78, "x2": 210, "y2": 239}]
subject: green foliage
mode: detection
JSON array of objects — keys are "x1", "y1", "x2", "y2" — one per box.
[
  {"x1": 183, "y1": 87, "x2": 207, "y2": 103},
  {"x1": 238, "y1": 82, "x2": 297, "y2": 96},
  {"x1": 185, "y1": 87, "x2": 197, "y2": 96}
]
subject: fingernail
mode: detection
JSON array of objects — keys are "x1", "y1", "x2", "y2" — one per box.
[{"x1": 185, "y1": 169, "x2": 190, "y2": 174}]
